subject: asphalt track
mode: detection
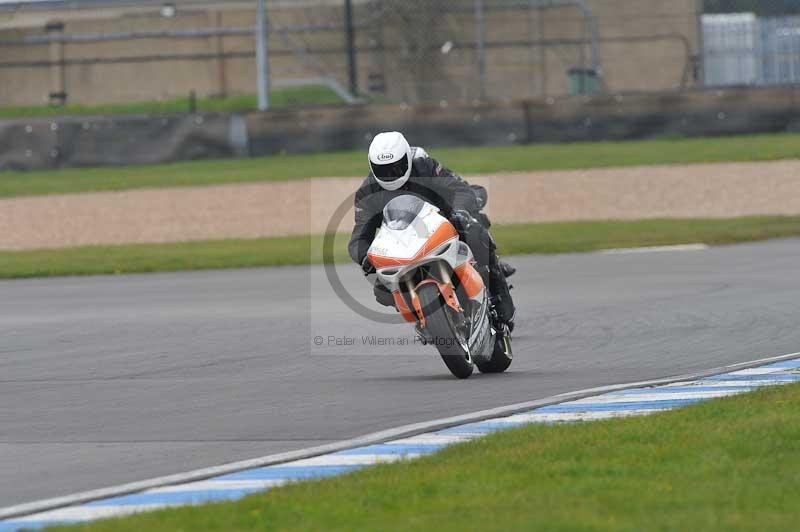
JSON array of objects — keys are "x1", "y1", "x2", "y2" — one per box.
[{"x1": 2, "y1": 238, "x2": 800, "y2": 507}]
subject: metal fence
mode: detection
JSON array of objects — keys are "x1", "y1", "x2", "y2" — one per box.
[
  {"x1": 355, "y1": 0, "x2": 608, "y2": 104},
  {"x1": 0, "y1": 0, "x2": 798, "y2": 109}
]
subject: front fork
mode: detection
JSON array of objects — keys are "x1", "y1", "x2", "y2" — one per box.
[{"x1": 407, "y1": 262, "x2": 463, "y2": 329}]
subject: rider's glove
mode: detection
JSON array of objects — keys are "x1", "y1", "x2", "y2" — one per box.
[
  {"x1": 450, "y1": 209, "x2": 473, "y2": 232},
  {"x1": 361, "y1": 256, "x2": 376, "y2": 276}
]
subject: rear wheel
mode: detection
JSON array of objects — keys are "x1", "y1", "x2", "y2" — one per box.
[
  {"x1": 417, "y1": 284, "x2": 474, "y2": 379},
  {"x1": 476, "y1": 329, "x2": 513, "y2": 373}
]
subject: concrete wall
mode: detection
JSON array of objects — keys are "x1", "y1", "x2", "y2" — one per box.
[
  {"x1": 246, "y1": 86, "x2": 800, "y2": 155},
  {"x1": 0, "y1": 0, "x2": 700, "y2": 107}
]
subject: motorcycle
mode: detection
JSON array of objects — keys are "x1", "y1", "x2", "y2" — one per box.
[{"x1": 366, "y1": 195, "x2": 512, "y2": 379}]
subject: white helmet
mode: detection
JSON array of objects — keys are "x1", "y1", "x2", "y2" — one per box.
[{"x1": 368, "y1": 131, "x2": 412, "y2": 191}]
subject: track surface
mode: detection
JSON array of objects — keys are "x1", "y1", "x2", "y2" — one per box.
[{"x1": 2, "y1": 238, "x2": 799, "y2": 507}]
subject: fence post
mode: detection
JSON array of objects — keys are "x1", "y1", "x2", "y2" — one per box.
[
  {"x1": 256, "y1": 0, "x2": 270, "y2": 111},
  {"x1": 474, "y1": 0, "x2": 487, "y2": 101},
  {"x1": 344, "y1": 0, "x2": 359, "y2": 96},
  {"x1": 45, "y1": 21, "x2": 67, "y2": 106},
  {"x1": 212, "y1": 10, "x2": 228, "y2": 98},
  {"x1": 695, "y1": 0, "x2": 705, "y2": 86}
]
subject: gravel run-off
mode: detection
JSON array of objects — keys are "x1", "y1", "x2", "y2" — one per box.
[{"x1": 1, "y1": 160, "x2": 799, "y2": 251}]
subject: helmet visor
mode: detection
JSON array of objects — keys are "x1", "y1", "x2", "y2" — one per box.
[{"x1": 371, "y1": 154, "x2": 409, "y2": 182}]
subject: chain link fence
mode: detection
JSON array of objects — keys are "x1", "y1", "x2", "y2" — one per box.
[
  {"x1": 355, "y1": 0, "x2": 606, "y2": 104},
  {"x1": 0, "y1": 0, "x2": 798, "y2": 109}
]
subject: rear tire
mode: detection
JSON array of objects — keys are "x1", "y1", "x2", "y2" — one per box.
[
  {"x1": 476, "y1": 330, "x2": 513, "y2": 373},
  {"x1": 417, "y1": 284, "x2": 474, "y2": 379}
]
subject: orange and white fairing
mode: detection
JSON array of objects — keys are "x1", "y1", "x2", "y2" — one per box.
[{"x1": 367, "y1": 199, "x2": 484, "y2": 301}]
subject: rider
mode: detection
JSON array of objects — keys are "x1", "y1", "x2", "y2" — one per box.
[{"x1": 348, "y1": 131, "x2": 516, "y2": 330}]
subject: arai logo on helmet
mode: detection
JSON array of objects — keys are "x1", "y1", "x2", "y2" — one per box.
[{"x1": 376, "y1": 152, "x2": 395, "y2": 162}]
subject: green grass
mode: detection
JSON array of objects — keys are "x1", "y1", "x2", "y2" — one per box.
[
  {"x1": 491, "y1": 216, "x2": 800, "y2": 255},
  {"x1": 1, "y1": 133, "x2": 799, "y2": 198},
  {"x1": 1, "y1": 216, "x2": 799, "y2": 280},
  {"x1": 0, "y1": 85, "x2": 344, "y2": 120},
  {"x1": 49, "y1": 381, "x2": 800, "y2": 531},
  {"x1": 0, "y1": 234, "x2": 339, "y2": 280}
]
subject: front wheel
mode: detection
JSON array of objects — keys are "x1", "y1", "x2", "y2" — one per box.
[
  {"x1": 417, "y1": 284, "x2": 474, "y2": 379},
  {"x1": 476, "y1": 329, "x2": 513, "y2": 373}
]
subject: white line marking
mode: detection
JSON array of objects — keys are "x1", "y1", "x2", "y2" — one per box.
[
  {"x1": 568, "y1": 390, "x2": 746, "y2": 403},
  {"x1": 12, "y1": 504, "x2": 176, "y2": 523},
  {"x1": 493, "y1": 410, "x2": 659, "y2": 424},
  {"x1": 599, "y1": 244, "x2": 709, "y2": 255},
  {"x1": 149, "y1": 480, "x2": 287, "y2": 494},
  {"x1": 278, "y1": 454, "x2": 417, "y2": 467},
  {"x1": 668, "y1": 379, "x2": 790, "y2": 388},
  {"x1": 726, "y1": 367, "x2": 793, "y2": 376},
  {"x1": 389, "y1": 434, "x2": 479, "y2": 446}
]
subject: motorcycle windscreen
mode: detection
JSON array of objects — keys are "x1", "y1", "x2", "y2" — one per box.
[{"x1": 382, "y1": 194, "x2": 426, "y2": 230}]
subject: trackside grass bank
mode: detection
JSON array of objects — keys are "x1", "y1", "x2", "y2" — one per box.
[
  {"x1": 1, "y1": 133, "x2": 799, "y2": 198},
  {"x1": 1, "y1": 216, "x2": 799, "y2": 279},
  {"x1": 0, "y1": 85, "x2": 343, "y2": 120},
  {"x1": 50, "y1": 382, "x2": 800, "y2": 531}
]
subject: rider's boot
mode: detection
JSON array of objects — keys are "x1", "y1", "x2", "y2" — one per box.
[
  {"x1": 476, "y1": 261, "x2": 515, "y2": 333},
  {"x1": 499, "y1": 260, "x2": 516, "y2": 279},
  {"x1": 487, "y1": 262, "x2": 516, "y2": 332}
]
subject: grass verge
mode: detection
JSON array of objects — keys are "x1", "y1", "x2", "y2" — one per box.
[
  {"x1": 1, "y1": 216, "x2": 799, "y2": 280},
  {"x1": 1, "y1": 133, "x2": 799, "y2": 198},
  {"x1": 0, "y1": 85, "x2": 343, "y2": 120},
  {"x1": 49, "y1": 381, "x2": 800, "y2": 531}
]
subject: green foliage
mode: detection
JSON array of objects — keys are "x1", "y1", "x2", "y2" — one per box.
[{"x1": 0, "y1": 85, "x2": 343, "y2": 120}]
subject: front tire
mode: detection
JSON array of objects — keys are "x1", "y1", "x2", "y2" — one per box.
[{"x1": 417, "y1": 284, "x2": 474, "y2": 379}]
